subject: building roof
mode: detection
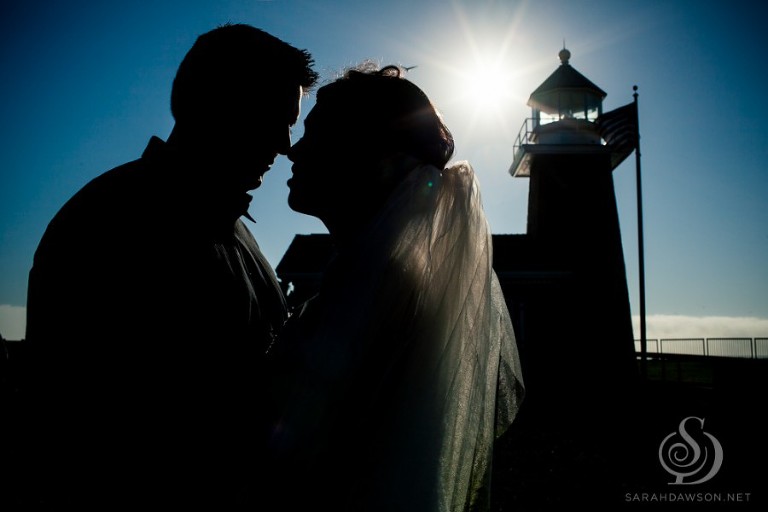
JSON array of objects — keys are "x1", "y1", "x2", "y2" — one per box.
[
  {"x1": 275, "y1": 233, "x2": 576, "y2": 308},
  {"x1": 275, "y1": 233, "x2": 336, "y2": 276},
  {"x1": 276, "y1": 233, "x2": 570, "y2": 276},
  {"x1": 491, "y1": 234, "x2": 568, "y2": 272},
  {"x1": 528, "y1": 49, "x2": 607, "y2": 110}
]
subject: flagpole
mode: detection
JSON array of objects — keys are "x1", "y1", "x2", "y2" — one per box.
[{"x1": 633, "y1": 85, "x2": 647, "y2": 380}]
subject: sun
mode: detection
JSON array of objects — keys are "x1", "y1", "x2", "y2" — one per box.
[
  {"x1": 403, "y1": 2, "x2": 532, "y2": 140},
  {"x1": 461, "y1": 58, "x2": 516, "y2": 112}
]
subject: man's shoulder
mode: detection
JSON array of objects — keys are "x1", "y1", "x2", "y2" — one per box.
[
  {"x1": 54, "y1": 137, "x2": 168, "y2": 219},
  {"x1": 34, "y1": 146, "x2": 162, "y2": 259},
  {"x1": 51, "y1": 159, "x2": 145, "y2": 223},
  {"x1": 84, "y1": 153, "x2": 153, "y2": 196}
]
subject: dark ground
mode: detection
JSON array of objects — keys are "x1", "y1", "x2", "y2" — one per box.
[
  {"x1": 490, "y1": 357, "x2": 768, "y2": 511},
  {"x1": 3, "y1": 341, "x2": 767, "y2": 511}
]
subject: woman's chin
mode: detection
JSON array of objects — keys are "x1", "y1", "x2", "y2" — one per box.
[{"x1": 287, "y1": 191, "x2": 314, "y2": 216}]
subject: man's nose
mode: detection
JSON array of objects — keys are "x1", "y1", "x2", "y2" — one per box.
[{"x1": 276, "y1": 126, "x2": 292, "y2": 155}]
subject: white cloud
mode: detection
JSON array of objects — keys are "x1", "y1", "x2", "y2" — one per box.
[
  {"x1": 0, "y1": 305, "x2": 26, "y2": 341},
  {"x1": 633, "y1": 314, "x2": 768, "y2": 340},
  {"x1": 3, "y1": 306, "x2": 767, "y2": 347}
]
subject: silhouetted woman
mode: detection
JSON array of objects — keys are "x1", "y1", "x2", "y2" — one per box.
[{"x1": 267, "y1": 64, "x2": 524, "y2": 511}]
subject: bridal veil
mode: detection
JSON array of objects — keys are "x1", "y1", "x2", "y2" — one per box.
[{"x1": 268, "y1": 160, "x2": 524, "y2": 511}]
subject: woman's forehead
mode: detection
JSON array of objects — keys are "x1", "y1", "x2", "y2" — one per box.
[{"x1": 305, "y1": 99, "x2": 355, "y2": 130}]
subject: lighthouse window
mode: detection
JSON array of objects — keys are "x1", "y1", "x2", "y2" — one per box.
[{"x1": 539, "y1": 111, "x2": 559, "y2": 125}]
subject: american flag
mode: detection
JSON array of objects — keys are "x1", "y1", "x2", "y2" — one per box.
[{"x1": 596, "y1": 101, "x2": 638, "y2": 169}]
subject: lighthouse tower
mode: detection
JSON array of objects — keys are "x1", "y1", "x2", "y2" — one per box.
[{"x1": 506, "y1": 48, "x2": 637, "y2": 414}]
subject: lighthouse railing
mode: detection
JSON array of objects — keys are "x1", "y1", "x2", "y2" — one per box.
[
  {"x1": 510, "y1": 116, "x2": 603, "y2": 176},
  {"x1": 510, "y1": 118, "x2": 536, "y2": 176},
  {"x1": 513, "y1": 118, "x2": 536, "y2": 151}
]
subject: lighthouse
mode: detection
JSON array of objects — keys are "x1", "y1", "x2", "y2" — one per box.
[{"x1": 501, "y1": 48, "x2": 638, "y2": 415}]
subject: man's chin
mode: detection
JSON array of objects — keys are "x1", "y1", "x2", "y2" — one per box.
[{"x1": 244, "y1": 175, "x2": 264, "y2": 191}]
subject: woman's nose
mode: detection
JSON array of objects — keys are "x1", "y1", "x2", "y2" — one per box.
[{"x1": 287, "y1": 137, "x2": 304, "y2": 163}]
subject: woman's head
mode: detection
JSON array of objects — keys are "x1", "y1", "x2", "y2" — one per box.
[
  {"x1": 312, "y1": 63, "x2": 454, "y2": 169},
  {"x1": 287, "y1": 63, "x2": 454, "y2": 228}
]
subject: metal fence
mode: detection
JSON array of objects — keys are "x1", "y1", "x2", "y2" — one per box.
[{"x1": 634, "y1": 338, "x2": 768, "y2": 359}]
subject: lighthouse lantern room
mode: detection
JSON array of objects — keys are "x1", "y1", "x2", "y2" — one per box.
[{"x1": 510, "y1": 48, "x2": 608, "y2": 176}]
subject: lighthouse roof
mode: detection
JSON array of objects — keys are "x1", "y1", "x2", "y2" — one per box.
[{"x1": 528, "y1": 49, "x2": 606, "y2": 110}]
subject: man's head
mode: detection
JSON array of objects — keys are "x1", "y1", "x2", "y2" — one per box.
[{"x1": 170, "y1": 24, "x2": 318, "y2": 191}]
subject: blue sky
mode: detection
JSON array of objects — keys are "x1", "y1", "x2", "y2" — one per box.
[{"x1": 1, "y1": 0, "x2": 767, "y2": 340}]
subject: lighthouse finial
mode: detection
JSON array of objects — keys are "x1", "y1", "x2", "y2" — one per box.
[{"x1": 558, "y1": 44, "x2": 571, "y2": 65}]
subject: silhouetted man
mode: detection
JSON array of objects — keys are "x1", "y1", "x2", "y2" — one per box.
[{"x1": 19, "y1": 24, "x2": 318, "y2": 508}]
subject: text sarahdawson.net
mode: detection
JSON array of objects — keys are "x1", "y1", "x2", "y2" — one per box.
[{"x1": 625, "y1": 492, "x2": 751, "y2": 503}]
